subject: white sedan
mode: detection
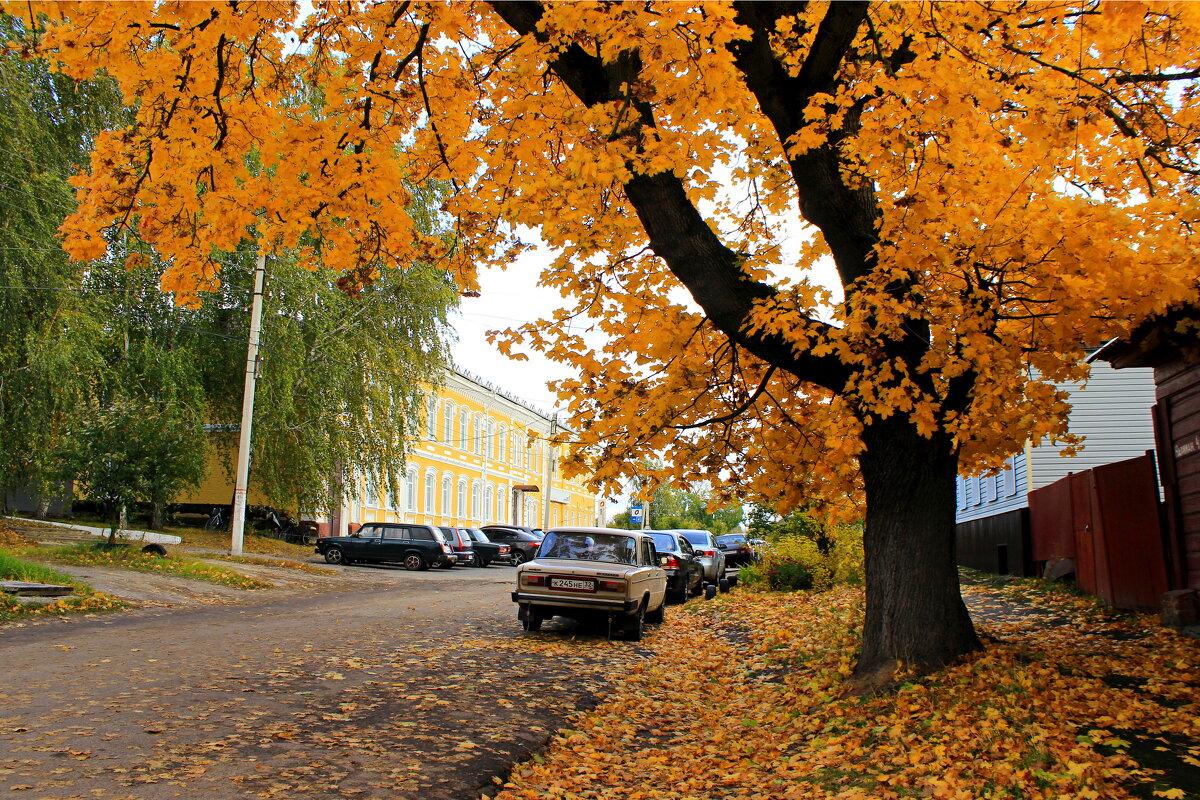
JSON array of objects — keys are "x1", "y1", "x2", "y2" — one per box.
[{"x1": 511, "y1": 527, "x2": 668, "y2": 641}]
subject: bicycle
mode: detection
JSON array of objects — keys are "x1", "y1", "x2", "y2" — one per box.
[{"x1": 203, "y1": 506, "x2": 226, "y2": 531}]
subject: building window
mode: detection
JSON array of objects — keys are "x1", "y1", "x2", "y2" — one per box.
[
  {"x1": 426, "y1": 394, "x2": 437, "y2": 440},
  {"x1": 485, "y1": 418, "x2": 495, "y2": 458},
  {"x1": 441, "y1": 475, "x2": 452, "y2": 515},
  {"x1": 443, "y1": 402, "x2": 454, "y2": 443},
  {"x1": 498, "y1": 426, "x2": 508, "y2": 464},
  {"x1": 471, "y1": 481, "x2": 481, "y2": 520},
  {"x1": 497, "y1": 487, "x2": 506, "y2": 524},
  {"x1": 971, "y1": 477, "x2": 982, "y2": 506},
  {"x1": 484, "y1": 484, "x2": 494, "y2": 522},
  {"x1": 458, "y1": 408, "x2": 469, "y2": 450},
  {"x1": 957, "y1": 477, "x2": 967, "y2": 510},
  {"x1": 424, "y1": 471, "x2": 435, "y2": 513},
  {"x1": 457, "y1": 479, "x2": 467, "y2": 517},
  {"x1": 1005, "y1": 457, "x2": 1019, "y2": 497},
  {"x1": 405, "y1": 467, "x2": 417, "y2": 512}
]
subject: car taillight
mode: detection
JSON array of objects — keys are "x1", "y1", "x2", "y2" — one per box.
[
  {"x1": 700, "y1": 549, "x2": 715, "y2": 557},
  {"x1": 598, "y1": 579, "x2": 625, "y2": 592},
  {"x1": 441, "y1": 543, "x2": 452, "y2": 553},
  {"x1": 522, "y1": 574, "x2": 546, "y2": 586},
  {"x1": 499, "y1": 545, "x2": 511, "y2": 553},
  {"x1": 662, "y1": 555, "x2": 679, "y2": 569}
]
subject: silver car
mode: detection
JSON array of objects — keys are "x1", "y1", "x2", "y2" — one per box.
[{"x1": 671, "y1": 529, "x2": 726, "y2": 583}]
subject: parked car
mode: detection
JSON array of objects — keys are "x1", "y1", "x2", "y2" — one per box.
[
  {"x1": 461, "y1": 528, "x2": 510, "y2": 566},
  {"x1": 481, "y1": 525, "x2": 543, "y2": 565},
  {"x1": 646, "y1": 531, "x2": 704, "y2": 603},
  {"x1": 315, "y1": 523, "x2": 456, "y2": 570},
  {"x1": 670, "y1": 529, "x2": 727, "y2": 584},
  {"x1": 716, "y1": 533, "x2": 757, "y2": 567},
  {"x1": 513, "y1": 527, "x2": 667, "y2": 640},
  {"x1": 437, "y1": 526, "x2": 476, "y2": 568}
]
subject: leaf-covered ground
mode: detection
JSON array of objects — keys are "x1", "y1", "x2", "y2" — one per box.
[{"x1": 495, "y1": 579, "x2": 1199, "y2": 800}]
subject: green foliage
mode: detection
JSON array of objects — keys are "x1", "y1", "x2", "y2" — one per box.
[
  {"x1": 0, "y1": 550, "x2": 78, "y2": 585},
  {"x1": 0, "y1": 16, "x2": 128, "y2": 504},
  {"x1": 618, "y1": 480, "x2": 744, "y2": 533},
  {"x1": 55, "y1": 396, "x2": 206, "y2": 536},
  {"x1": 741, "y1": 525, "x2": 864, "y2": 593}
]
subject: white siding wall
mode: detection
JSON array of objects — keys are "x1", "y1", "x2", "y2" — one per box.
[
  {"x1": 956, "y1": 455, "x2": 1027, "y2": 524},
  {"x1": 1028, "y1": 359, "x2": 1156, "y2": 489},
  {"x1": 955, "y1": 359, "x2": 1156, "y2": 525}
]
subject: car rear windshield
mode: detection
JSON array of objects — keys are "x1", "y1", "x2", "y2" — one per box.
[
  {"x1": 717, "y1": 535, "x2": 746, "y2": 546},
  {"x1": 680, "y1": 532, "x2": 710, "y2": 546},
  {"x1": 539, "y1": 531, "x2": 636, "y2": 565},
  {"x1": 466, "y1": 528, "x2": 489, "y2": 543},
  {"x1": 648, "y1": 532, "x2": 677, "y2": 553}
]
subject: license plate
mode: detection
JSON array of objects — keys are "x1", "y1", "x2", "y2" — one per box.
[{"x1": 549, "y1": 577, "x2": 595, "y2": 592}]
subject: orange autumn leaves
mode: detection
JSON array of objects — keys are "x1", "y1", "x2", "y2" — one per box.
[
  {"x1": 496, "y1": 585, "x2": 1199, "y2": 800},
  {"x1": 10, "y1": 1, "x2": 1200, "y2": 503}
]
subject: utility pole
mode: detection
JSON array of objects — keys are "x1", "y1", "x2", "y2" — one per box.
[
  {"x1": 230, "y1": 253, "x2": 267, "y2": 556},
  {"x1": 542, "y1": 413, "x2": 557, "y2": 532}
]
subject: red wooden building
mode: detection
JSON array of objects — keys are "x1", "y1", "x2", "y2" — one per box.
[{"x1": 1097, "y1": 308, "x2": 1200, "y2": 624}]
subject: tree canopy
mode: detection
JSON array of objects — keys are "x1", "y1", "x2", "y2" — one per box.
[{"x1": 13, "y1": 0, "x2": 1200, "y2": 683}]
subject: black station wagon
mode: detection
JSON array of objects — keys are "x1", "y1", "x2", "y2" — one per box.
[{"x1": 315, "y1": 523, "x2": 456, "y2": 570}]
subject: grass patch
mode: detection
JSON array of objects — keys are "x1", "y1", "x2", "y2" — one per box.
[
  {"x1": 0, "y1": 550, "x2": 129, "y2": 620},
  {"x1": 43, "y1": 543, "x2": 272, "y2": 590}
]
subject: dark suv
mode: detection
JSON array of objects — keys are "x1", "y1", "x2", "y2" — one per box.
[
  {"x1": 315, "y1": 523, "x2": 455, "y2": 570},
  {"x1": 481, "y1": 524, "x2": 543, "y2": 566},
  {"x1": 438, "y1": 527, "x2": 476, "y2": 568}
]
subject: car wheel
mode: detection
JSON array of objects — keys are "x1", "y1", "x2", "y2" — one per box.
[
  {"x1": 510, "y1": 550, "x2": 527, "y2": 567},
  {"x1": 522, "y1": 608, "x2": 543, "y2": 631},
  {"x1": 404, "y1": 553, "x2": 427, "y2": 571},
  {"x1": 625, "y1": 603, "x2": 646, "y2": 641},
  {"x1": 480, "y1": 558, "x2": 491, "y2": 567},
  {"x1": 324, "y1": 547, "x2": 345, "y2": 565},
  {"x1": 439, "y1": 560, "x2": 455, "y2": 569},
  {"x1": 690, "y1": 574, "x2": 704, "y2": 596},
  {"x1": 670, "y1": 582, "x2": 688, "y2": 604},
  {"x1": 704, "y1": 584, "x2": 718, "y2": 600},
  {"x1": 719, "y1": 577, "x2": 731, "y2": 593},
  {"x1": 645, "y1": 601, "x2": 665, "y2": 625}
]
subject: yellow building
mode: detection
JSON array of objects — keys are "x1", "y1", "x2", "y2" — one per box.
[
  {"x1": 181, "y1": 367, "x2": 602, "y2": 533},
  {"x1": 342, "y1": 367, "x2": 602, "y2": 534}
]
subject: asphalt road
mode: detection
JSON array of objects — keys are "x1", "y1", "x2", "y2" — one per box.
[{"x1": 0, "y1": 562, "x2": 642, "y2": 799}]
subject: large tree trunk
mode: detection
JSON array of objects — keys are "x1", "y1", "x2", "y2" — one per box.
[{"x1": 854, "y1": 416, "x2": 981, "y2": 690}]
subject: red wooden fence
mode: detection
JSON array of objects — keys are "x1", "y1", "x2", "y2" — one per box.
[{"x1": 1028, "y1": 453, "x2": 1169, "y2": 611}]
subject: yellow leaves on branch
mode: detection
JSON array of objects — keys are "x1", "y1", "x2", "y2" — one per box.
[{"x1": 14, "y1": 1, "x2": 1200, "y2": 498}]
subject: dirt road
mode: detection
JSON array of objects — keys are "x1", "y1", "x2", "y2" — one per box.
[{"x1": 0, "y1": 563, "x2": 645, "y2": 799}]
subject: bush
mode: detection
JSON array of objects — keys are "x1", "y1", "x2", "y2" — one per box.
[{"x1": 740, "y1": 524, "x2": 863, "y2": 593}]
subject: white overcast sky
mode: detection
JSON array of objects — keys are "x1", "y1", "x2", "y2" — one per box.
[{"x1": 450, "y1": 243, "x2": 569, "y2": 414}]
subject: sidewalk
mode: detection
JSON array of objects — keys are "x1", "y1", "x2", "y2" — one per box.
[
  {"x1": 3, "y1": 515, "x2": 182, "y2": 545},
  {"x1": 490, "y1": 579, "x2": 1200, "y2": 800}
]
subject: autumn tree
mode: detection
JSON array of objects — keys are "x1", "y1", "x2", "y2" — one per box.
[
  {"x1": 14, "y1": 1, "x2": 1200, "y2": 685},
  {"x1": 0, "y1": 14, "x2": 126, "y2": 511}
]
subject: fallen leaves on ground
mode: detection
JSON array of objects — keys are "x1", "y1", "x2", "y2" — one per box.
[{"x1": 495, "y1": 583, "x2": 1199, "y2": 800}]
